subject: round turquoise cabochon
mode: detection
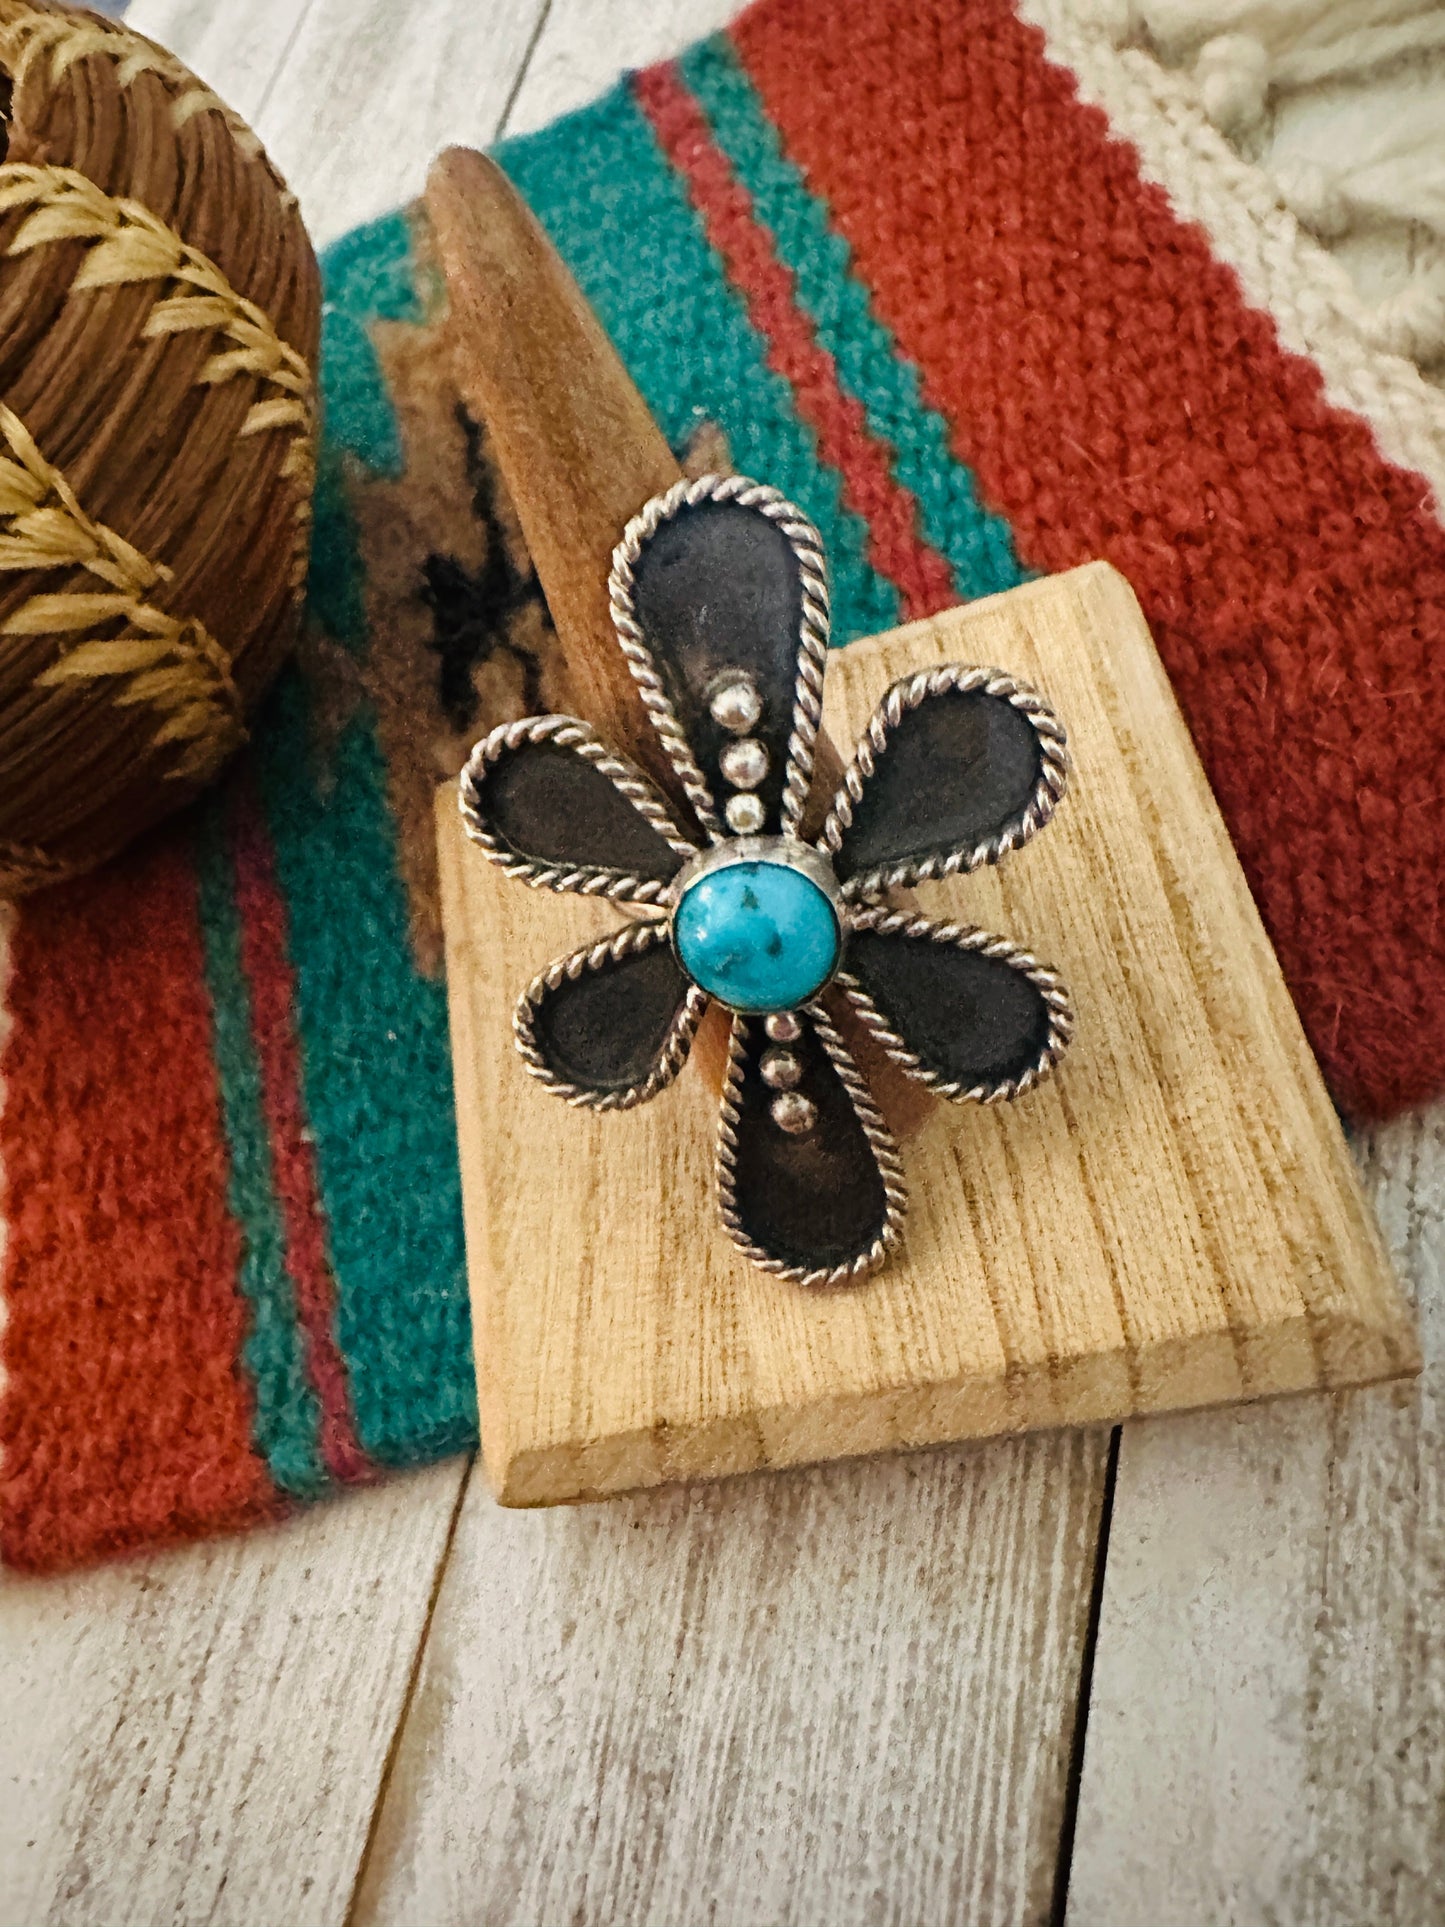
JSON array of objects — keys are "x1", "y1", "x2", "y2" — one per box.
[{"x1": 673, "y1": 859, "x2": 841, "y2": 1013}]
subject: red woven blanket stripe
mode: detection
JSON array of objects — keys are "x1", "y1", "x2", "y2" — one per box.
[
  {"x1": 636, "y1": 64, "x2": 958, "y2": 624},
  {"x1": 0, "y1": 845, "x2": 276, "y2": 1570},
  {"x1": 734, "y1": 0, "x2": 1445, "y2": 1118},
  {"x1": 228, "y1": 784, "x2": 372, "y2": 1487}
]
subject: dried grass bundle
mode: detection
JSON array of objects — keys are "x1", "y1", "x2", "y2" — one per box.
[{"x1": 0, "y1": 0, "x2": 319, "y2": 891}]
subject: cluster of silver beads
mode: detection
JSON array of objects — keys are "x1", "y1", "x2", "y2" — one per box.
[
  {"x1": 762, "y1": 1010, "x2": 815, "y2": 1135},
  {"x1": 708, "y1": 673, "x2": 771, "y2": 835}
]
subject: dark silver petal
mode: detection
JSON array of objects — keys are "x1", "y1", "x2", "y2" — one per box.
[
  {"x1": 609, "y1": 474, "x2": 830, "y2": 842},
  {"x1": 515, "y1": 921, "x2": 708, "y2": 1110},
  {"x1": 717, "y1": 1003, "x2": 905, "y2": 1287},
  {"x1": 838, "y1": 908, "x2": 1072, "y2": 1102},
  {"x1": 460, "y1": 715, "x2": 696, "y2": 903},
  {"x1": 819, "y1": 664, "x2": 1068, "y2": 897}
]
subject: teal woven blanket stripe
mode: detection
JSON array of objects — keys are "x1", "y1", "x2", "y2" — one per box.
[
  {"x1": 196, "y1": 794, "x2": 328, "y2": 1496},
  {"x1": 496, "y1": 84, "x2": 901, "y2": 645},
  {"x1": 678, "y1": 39, "x2": 1029, "y2": 602},
  {"x1": 256, "y1": 676, "x2": 475, "y2": 1466},
  {"x1": 258, "y1": 214, "x2": 475, "y2": 1469}
]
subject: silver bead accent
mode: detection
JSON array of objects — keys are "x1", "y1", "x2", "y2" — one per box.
[
  {"x1": 761, "y1": 1047, "x2": 802, "y2": 1090},
  {"x1": 770, "y1": 1091, "x2": 817, "y2": 1135},
  {"x1": 709, "y1": 675, "x2": 763, "y2": 734},
  {"x1": 764, "y1": 1011, "x2": 802, "y2": 1043},
  {"x1": 719, "y1": 737, "x2": 769, "y2": 791},
  {"x1": 725, "y1": 791, "x2": 766, "y2": 834}
]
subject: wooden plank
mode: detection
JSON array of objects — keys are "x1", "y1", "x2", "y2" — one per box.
[
  {"x1": 125, "y1": 0, "x2": 306, "y2": 121},
  {"x1": 0, "y1": 1464, "x2": 468, "y2": 1927},
  {"x1": 351, "y1": 1429, "x2": 1109, "y2": 1927},
  {"x1": 130, "y1": 0, "x2": 548, "y2": 246},
  {"x1": 1065, "y1": 1100, "x2": 1445, "y2": 1927},
  {"x1": 439, "y1": 563, "x2": 1415, "y2": 1508},
  {"x1": 500, "y1": 0, "x2": 745, "y2": 136},
  {"x1": 250, "y1": 0, "x2": 549, "y2": 245}
]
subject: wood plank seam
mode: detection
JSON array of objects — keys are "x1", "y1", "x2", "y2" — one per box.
[
  {"x1": 344, "y1": 1459, "x2": 476, "y2": 1927},
  {"x1": 248, "y1": 5, "x2": 314, "y2": 126},
  {"x1": 1047, "y1": 1424, "x2": 1120, "y2": 1927},
  {"x1": 496, "y1": 0, "x2": 555, "y2": 137}
]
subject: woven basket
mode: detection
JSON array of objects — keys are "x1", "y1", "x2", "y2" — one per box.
[{"x1": 0, "y1": 0, "x2": 319, "y2": 893}]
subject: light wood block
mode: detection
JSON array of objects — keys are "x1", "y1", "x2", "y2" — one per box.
[{"x1": 437, "y1": 561, "x2": 1419, "y2": 1506}]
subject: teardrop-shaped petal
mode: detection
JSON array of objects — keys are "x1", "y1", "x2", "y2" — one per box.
[
  {"x1": 460, "y1": 715, "x2": 696, "y2": 902},
  {"x1": 838, "y1": 909, "x2": 1072, "y2": 1101},
  {"x1": 820, "y1": 665, "x2": 1068, "y2": 897},
  {"x1": 717, "y1": 1004, "x2": 905, "y2": 1286},
  {"x1": 609, "y1": 475, "x2": 830, "y2": 840},
  {"x1": 515, "y1": 921, "x2": 708, "y2": 1109}
]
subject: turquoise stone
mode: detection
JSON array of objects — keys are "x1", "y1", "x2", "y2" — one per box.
[{"x1": 673, "y1": 860, "x2": 841, "y2": 1013}]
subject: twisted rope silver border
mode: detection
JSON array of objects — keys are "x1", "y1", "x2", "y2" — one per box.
[
  {"x1": 818, "y1": 664, "x2": 1069, "y2": 899},
  {"x1": 459, "y1": 714, "x2": 696, "y2": 905},
  {"x1": 608, "y1": 472, "x2": 832, "y2": 844},
  {"x1": 715, "y1": 1002, "x2": 907, "y2": 1289},
  {"x1": 837, "y1": 907, "x2": 1074, "y2": 1104},
  {"x1": 513, "y1": 919, "x2": 709, "y2": 1112}
]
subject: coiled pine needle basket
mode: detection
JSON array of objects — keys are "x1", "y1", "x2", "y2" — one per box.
[{"x1": 0, "y1": 0, "x2": 319, "y2": 892}]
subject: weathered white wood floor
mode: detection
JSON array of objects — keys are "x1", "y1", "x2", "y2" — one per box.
[{"x1": 1, "y1": 3, "x2": 1442, "y2": 1924}]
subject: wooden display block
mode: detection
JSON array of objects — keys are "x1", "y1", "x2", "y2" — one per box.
[{"x1": 437, "y1": 562, "x2": 1419, "y2": 1506}]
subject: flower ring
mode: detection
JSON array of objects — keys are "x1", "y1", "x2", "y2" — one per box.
[{"x1": 459, "y1": 474, "x2": 1073, "y2": 1287}]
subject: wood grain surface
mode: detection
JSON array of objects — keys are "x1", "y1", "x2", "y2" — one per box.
[
  {"x1": 439, "y1": 563, "x2": 1415, "y2": 1507},
  {"x1": 1066, "y1": 1104, "x2": 1445, "y2": 1927},
  {"x1": 350, "y1": 1430, "x2": 1108, "y2": 1927},
  {"x1": 0, "y1": 1462, "x2": 469, "y2": 1927},
  {"x1": 1, "y1": 2, "x2": 1437, "y2": 1924}
]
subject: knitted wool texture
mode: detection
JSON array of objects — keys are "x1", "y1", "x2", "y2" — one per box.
[{"x1": 3, "y1": 0, "x2": 1444, "y2": 1571}]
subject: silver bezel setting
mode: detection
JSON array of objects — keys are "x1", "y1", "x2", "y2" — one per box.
[{"x1": 668, "y1": 835, "x2": 847, "y2": 1014}]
